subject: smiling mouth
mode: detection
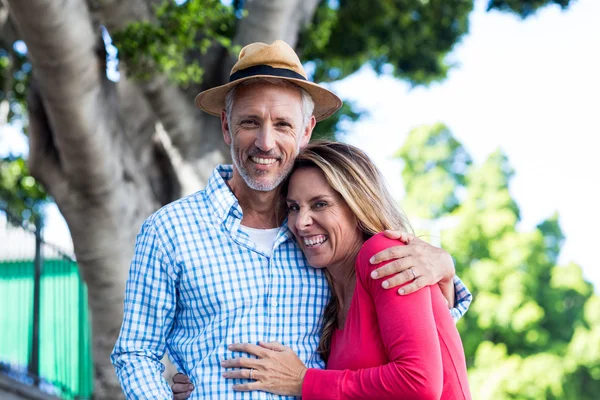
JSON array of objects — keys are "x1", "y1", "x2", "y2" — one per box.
[
  {"x1": 303, "y1": 235, "x2": 328, "y2": 248},
  {"x1": 250, "y1": 156, "x2": 278, "y2": 165}
]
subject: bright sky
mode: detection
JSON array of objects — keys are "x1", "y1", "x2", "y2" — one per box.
[
  {"x1": 332, "y1": 0, "x2": 599, "y2": 288},
  {"x1": 1, "y1": 0, "x2": 597, "y2": 288}
]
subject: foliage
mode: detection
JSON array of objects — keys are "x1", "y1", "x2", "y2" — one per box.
[
  {"x1": 395, "y1": 123, "x2": 472, "y2": 219},
  {"x1": 487, "y1": 0, "x2": 573, "y2": 18},
  {"x1": 0, "y1": 155, "x2": 48, "y2": 222},
  {"x1": 397, "y1": 123, "x2": 598, "y2": 399},
  {"x1": 299, "y1": 0, "x2": 474, "y2": 85},
  {"x1": 111, "y1": 0, "x2": 238, "y2": 85},
  {"x1": 111, "y1": 0, "x2": 575, "y2": 88},
  {"x1": 1, "y1": 0, "x2": 581, "y2": 221},
  {"x1": 109, "y1": 0, "x2": 576, "y2": 138},
  {"x1": 311, "y1": 100, "x2": 367, "y2": 141},
  {"x1": 298, "y1": 0, "x2": 574, "y2": 84},
  {"x1": 0, "y1": 43, "x2": 30, "y2": 125},
  {"x1": 1, "y1": 43, "x2": 38, "y2": 222}
]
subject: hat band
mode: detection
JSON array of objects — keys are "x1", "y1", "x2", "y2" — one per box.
[{"x1": 229, "y1": 65, "x2": 306, "y2": 83}]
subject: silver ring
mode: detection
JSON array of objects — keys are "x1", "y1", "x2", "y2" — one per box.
[
  {"x1": 409, "y1": 268, "x2": 417, "y2": 279},
  {"x1": 249, "y1": 368, "x2": 254, "y2": 380}
]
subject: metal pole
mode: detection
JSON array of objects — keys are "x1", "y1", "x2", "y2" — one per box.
[{"x1": 29, "y1": 214, "x2": 43, "y2": 384}]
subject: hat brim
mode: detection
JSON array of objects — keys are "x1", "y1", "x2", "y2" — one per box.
[{"x1": 194, "y1": 76, "x2": 343, "y2": 122}]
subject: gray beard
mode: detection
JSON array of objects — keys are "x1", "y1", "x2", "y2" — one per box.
[{"x1": 230, "y1": 145, "x2": 295, "y2": 192}]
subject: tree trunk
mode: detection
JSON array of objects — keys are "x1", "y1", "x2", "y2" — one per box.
[
  {"x1": 5, "y1": 0, "x2": 318, "y2": 397},
  {"x1": 8, "y1": 1, "x2": 159, "y2": 397}
]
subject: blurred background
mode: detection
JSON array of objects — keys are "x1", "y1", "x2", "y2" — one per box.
[{"x1": 0, "y1": 0, "x2": 598, "y2": 399}]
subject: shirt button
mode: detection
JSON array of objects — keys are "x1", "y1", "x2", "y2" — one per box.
[{"x1": 271, "y1": 300, "x2": 278, "y2": 308}]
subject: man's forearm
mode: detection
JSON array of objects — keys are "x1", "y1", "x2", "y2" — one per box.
[
  {"x1": 111, "y1": 218, "x2": 178, "y2": 398},
  {"x1": 450, "y1": 275, "x2": 472, "y2": 323},
  {"x1": 112, "y1": 351, "x2": 172, "y2": 399},
  {"x1": 439, "y1": 278, "x2": 456, "y2": 309}
]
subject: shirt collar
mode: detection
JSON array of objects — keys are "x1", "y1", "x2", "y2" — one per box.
[
  {"x1": 205, "y1": 165, "x2": 243, "y2": 223},
  {"x1": 205, "y1": 165, "x2": 295, "y2": 243}
]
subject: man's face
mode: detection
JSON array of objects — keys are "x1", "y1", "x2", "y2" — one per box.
[{"x1": 222, "y1": 83, "x2": 313, "y2": 192}]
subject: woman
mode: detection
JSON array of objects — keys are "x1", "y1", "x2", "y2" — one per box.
[{"x1": 176, "y1": 140, "x2": 471, "y2": 399}]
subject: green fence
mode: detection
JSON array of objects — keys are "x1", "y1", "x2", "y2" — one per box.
[{"x1": 0, "y1": 208, "x2": 94, "y2": 399}]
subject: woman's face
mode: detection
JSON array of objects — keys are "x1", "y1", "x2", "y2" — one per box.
[{"x1": 286, "y1": 167, "x2": 363, "y2": 269}]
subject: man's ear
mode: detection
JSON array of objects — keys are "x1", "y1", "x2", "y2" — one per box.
[
  {"x1": 299, "y1": 115, "x2": 317, "y2": 149},
  {"x1": 221, "y1": 110, "x2": 232, "y2": 145}
]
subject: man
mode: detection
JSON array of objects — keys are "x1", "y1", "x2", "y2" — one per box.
[{"x1": 112, "y1": 40, "x2": 471, "y2": 399}]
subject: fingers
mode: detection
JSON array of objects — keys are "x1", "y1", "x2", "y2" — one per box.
[
  {"x1": 378, "y1": 261, "x2": 420, "y2": 289},
  {"x1": 222, "y1": 342, "x2": 278, "y2": 380},
  {"x1": 172, "y1": 373, "x2": 190, "y2": 384},
  {"x1": 221, "y1": 357, "x2": 260, "y2": 369},
  {"x1": 232, "y1": 382, "x2": 263, "y2": 392},
  {"x1": 223, "y1": 368, "x2": 257, "y2": 380},
  {"x1": 227, "y1": 343, "x2": 267, "y2": 357},
  {"x1": 258, "y1": 341, "x2": 287, "y2": 351},
  {"x1": 171, "y1": 373, "x2": 193, "y2": 400},
  {"x1": 371, "y1": 253, "x2": 437, "y2": 294},
  {"x1": 381, "y1": 230, "x2": 415, "y2": 243},
  {"x1": 397, "y1": 276, "x2": 427, "y2": 295},
  {"x1": 369, "y1": 244, "x2": 410, "y2": 266},
  {"x1": 173, "y1": 391, "x2": 192, "y2": 400},
  {"x1": 371, "y1": 256, "x2": 416, "y2": 280},
  {"x1": 172, "y1": 382, "x2": 194, "y2": 393}
]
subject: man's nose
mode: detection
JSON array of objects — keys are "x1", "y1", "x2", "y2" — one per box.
[{"x1": 255, "y1": 124, "x2": 276, "y2": 151}]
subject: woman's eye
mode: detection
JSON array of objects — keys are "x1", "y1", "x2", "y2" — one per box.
[
  {"x1": 287, "y1": 204, "x2": 299, "y2": 212},
  {"x1": 313, "y1": 201, "x2": 327, "y2": 209}
]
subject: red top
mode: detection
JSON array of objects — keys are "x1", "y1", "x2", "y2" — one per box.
[{"x1": 302, "y1": 233, "x2": 471, "y2": 400}]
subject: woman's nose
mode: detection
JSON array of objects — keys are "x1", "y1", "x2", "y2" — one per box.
[{"x1": 295, "y1": 209, "x2": 312, "y2": 229}]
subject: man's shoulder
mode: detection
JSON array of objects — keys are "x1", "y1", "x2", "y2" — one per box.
[
  {"x1": 146, "y1": 189, "x2": 213, "y2": 232},
  {"x1": 147, "y1": 164, "x2": 233, "y2": 228}
]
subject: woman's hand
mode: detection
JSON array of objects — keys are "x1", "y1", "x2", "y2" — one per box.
[{"x1": 221, "y1": 341, "x2": 307, "y2": 396}]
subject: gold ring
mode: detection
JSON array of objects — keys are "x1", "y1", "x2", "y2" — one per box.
[{"x1": 249, "y1": 368, "x2": 254, "y2": 380}]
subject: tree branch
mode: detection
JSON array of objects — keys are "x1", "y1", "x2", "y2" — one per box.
[
  {"x1": 7, "y1": 0, "x2": 121, "y2": 193},
  {"x1": 283, "y1": 0, "x2": 320, "y2": 48},
  {"x1": 26, "y1": 78, "x2": 68, "y2": 198},
  {"x1": 235, "y1": 0, "x2": 297, "y2": 45},
  {"x1": 116, "y1": 75, "x2": 183, "y2": 204},
  {"x1": 88, "y1": 0, "x2": 201, "y2": 156},
  {"x1": 0, "y1": 0, "x2": 18, "y2": 46}
]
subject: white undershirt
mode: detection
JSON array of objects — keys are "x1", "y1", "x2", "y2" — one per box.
[{"x1": 239, "y1": 226, "x2": 280, "y2": 257}]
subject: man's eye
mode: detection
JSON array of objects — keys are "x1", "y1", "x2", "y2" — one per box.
[{"x1": 241, "y1": 120, "x2": 257, "y2": 126}]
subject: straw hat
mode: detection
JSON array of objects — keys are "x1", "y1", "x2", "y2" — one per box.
[{"x1": 195, "y1": 40, "x2": 342, "y2": 122}]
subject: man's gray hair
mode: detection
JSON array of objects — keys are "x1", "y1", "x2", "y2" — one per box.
[{"x1": 224, "y1": 77, "x2": 315, "y2": 131}]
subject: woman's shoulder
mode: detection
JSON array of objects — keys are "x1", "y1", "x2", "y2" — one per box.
[
  {"x1": 356, "y1": 232, "x2": 407, "y2": 276},
  {"x1": 359, "y1": 232, "x2": 406, "y2": 260}
]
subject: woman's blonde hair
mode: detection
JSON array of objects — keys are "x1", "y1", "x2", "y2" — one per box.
[{"x1": 281, "y1": 140, "x2": 412, "y2": 361}]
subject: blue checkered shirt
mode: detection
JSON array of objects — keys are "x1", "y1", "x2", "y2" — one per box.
[{"x1": 111, "y1": 165, "x2": 472, "y2": 399}]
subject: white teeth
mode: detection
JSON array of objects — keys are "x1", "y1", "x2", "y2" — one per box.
[
  {"x1": 251, "y1": 157, "x2": 277, "y2": 165},
  {"x1": 303, "y1": 235, "x2": 328, "y2": 247}
]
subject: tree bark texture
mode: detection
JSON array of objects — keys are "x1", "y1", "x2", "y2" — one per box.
[{"x1": 5, "y1": 0, "x2": 319, "y2": 397}]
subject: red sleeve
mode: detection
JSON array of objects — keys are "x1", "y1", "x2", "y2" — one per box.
[{"x1": 302, "y1": 233, "x2": 444, "y2": 400}]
